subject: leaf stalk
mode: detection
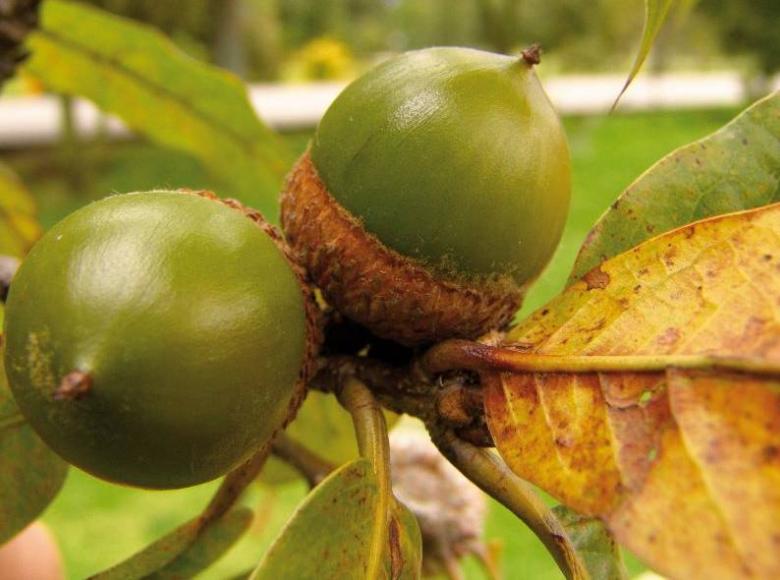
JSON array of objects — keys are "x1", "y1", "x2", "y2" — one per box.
[
  {"x1": 427, "y1": 426, "x2": 589, "y2": 580},
  {"x1": 338, "y1": 376, "x2": 392, "y2": 580},
  {"x1": 424, "y1": 339, "x2": 780, "y2": 377},
  {"x1": 200, "y1": 441, "x2": 273, "y2": 527}
]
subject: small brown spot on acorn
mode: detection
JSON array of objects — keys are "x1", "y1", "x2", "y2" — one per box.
[{"x1": 54, "y1": 370, "x2": 92, "y2": 401}]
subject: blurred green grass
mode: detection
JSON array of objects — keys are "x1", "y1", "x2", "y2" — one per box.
[{"x1": 6, "y1": 106, "x2": 739, "y2": 578}]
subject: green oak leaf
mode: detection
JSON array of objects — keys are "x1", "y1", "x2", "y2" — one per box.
[
  {"x1": 614, "y1": 0, "x2": 676, "y2": 107},
  {"x1": 91, "y1": 507, "x2": 252, "y2": 579},
  {"x1": 572, "y1": 91, "x2": 780, "y2": 282},
  {"x1": 24, "y1": 0, "x2": 294, "y2": 219},
  {"x1": 251, "y1": 459, "x2": 382, "y2": 580},
  {"x1": 553, "y1": 505, "x2": 627, "y2": 580}
]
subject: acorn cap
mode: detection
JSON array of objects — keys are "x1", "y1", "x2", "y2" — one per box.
[
  {"x1": 282, "y1": 154, "x2": 522, "y2": 346},
  {"x1": 282, "y1": 47, "x2": 570, "y2": 346}
]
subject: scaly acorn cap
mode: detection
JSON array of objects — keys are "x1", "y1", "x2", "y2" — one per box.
[{"x1": 282, "y1": 47, "x2": 570, "y2": 346}]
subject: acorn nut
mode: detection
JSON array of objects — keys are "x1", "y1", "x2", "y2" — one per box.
[
  {"x1": 281, "y1": 46, "x2": 571, "y2": 346},
  {"x1": 3, "y1": 191, "x2": 319, "y2": 489}
]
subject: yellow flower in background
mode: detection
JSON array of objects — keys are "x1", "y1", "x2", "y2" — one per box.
[{"x1": 284, "y1": 37, "x2": 355, "y2": 82}]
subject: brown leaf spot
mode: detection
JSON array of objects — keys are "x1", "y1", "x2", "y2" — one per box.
[
  {"x1": 656, "y1": 327, "x2": 681, "y2": 347},
  {"x1": 388, "y1": 516, "x2": 403, "y2": 579},
  {"x1": 740, "y1": 316, "x2": 768, "y2": 345},
  {"x1": 662, "y1": 245, "x2": 677, "y2": 267},
  {"x1": 583, "y1": 267, "x2": 610, "y2": 290},
  {"x1": 584, "y1": 317, "x2": 608, "y2": 332},
  {"x1": 762, "y1": 445, "x2": 779, "y2": 463}
]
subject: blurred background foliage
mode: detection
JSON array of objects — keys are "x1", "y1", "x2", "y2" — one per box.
[
  {"x1": 0, "y1": 0, "x2": 776, "y2": 577},
  {"x1": 66, "y1": 0, "x2": 779, "y2": 82}
]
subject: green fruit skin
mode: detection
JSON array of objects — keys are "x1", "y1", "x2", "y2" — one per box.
[
  {"x1": 311, "y1": 47, "x2": 571, "y2": 285},
  {"x1": 4, "y1": 192, "x2": 307, "y2": 489}
]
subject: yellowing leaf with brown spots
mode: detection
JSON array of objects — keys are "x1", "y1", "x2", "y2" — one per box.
[{"x1": 484, "y1": 202, "x2": 780, "y2": 579}]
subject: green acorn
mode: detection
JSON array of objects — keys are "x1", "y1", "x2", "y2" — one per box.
[
  {"x1": 281, "y1": 46, "x2": 570, "y2": 346},
  {"x1": 3, "y1": 191, "x2": 320, "y2": 489}
]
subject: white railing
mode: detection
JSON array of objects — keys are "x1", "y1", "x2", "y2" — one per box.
[{"x1": 0, "y1": 72, "x2": 777, "y2": 148}]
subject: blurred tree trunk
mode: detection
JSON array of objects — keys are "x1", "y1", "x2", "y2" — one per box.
[
  {"x1": 244, "y1": 0, "x2": 282, "y2": 81},
  {"x1": 476, "y1": 0, "x2": 521, "y2": 55},
  {"x1": 213, "y1": 0, "x2": 247, "y2": 77},
  {"x1": 58, "y1": 94, "x2": 91, "y2": 194}
]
